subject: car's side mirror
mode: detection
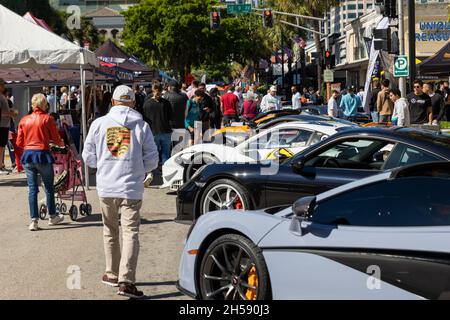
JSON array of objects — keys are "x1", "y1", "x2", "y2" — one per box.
[
  {"x1": 292, "y1": 196, "x2": 316, "y2": 219},
  {"x1": 291, "y1": 156, "x2": 306, "y2": 173},
  {"x1": 290, "y1": 196, "x2": 316, "y2": 236}
]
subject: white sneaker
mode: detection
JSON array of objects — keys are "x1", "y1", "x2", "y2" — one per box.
[
  {"x1": 49, "y1": 214, "x2": 64, "y2": 226},
  {"x1": 29, "y1": 220, "x2": 39, "y2": 231},
  {"x1": 144, "y1": 173, "x2": 153, "y2": 188}
]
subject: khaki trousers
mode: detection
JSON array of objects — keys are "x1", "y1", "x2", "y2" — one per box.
[{"x1": 99, "y1": 198, "x2": 142, "y2": 284}]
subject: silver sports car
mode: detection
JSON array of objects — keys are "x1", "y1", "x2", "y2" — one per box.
[{"x1": 177, "y1": 161, "x2": 450, "y2": 300}]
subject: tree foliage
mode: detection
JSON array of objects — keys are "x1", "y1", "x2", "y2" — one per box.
[
  {"x1": 122, "y1": 0, "x2": 270, "y2": 78},
  {"x1": 270, "y1": 0, "x2": 338, "y2": 89}
]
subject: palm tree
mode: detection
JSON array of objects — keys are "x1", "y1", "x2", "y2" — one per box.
[{"x1": 269, "y1": 0, "x2": 337, "y2": 89}]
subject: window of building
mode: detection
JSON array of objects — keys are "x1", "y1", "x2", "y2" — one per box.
[
  {"x1": 348, "y1": 13, "x2": 357, "y2": 19},
  {"x1": 367, "y1": 3, "x2": 373, "y2": 9},
  {"x1": 347, "y1": 4, "x2": 356, "y2": 9},
  {"x1": 358, "y1": 4, "x2": 364, "y2": 9}
]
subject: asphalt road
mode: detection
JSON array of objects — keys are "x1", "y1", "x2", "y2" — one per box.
[{"x1": 0, "y1": 172, "x2": 191, "y2": 300}]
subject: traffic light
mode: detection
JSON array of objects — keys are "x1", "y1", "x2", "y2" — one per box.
[
  {"x1": 374, "y1": 28, "x2": 392, "y2": 52},
  {"x1": 376, "y1": 0, "x2": 397, "y2": 18},
  {"x1": 384, "y1": 0, "x2": 397, "y2": 19},
  {"x1": 324, "y1": 50, "x2": 332, "y2": 67},
  {"x1": 263, "y1": 9, "x2": 273, "y2": 28},
  {"x1": 210, "y1": 11, "x2": 220, "y2": 30}
]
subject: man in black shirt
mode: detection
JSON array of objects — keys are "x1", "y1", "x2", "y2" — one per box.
[
  {"x1": 423, "y1": 83, "x2": 445, "y2": 123},
  {"x1": 134, "y1": 86, "x2": 146, "y2": 115},
  {"x1": 406, "y1": 80, "x2": 432, "y2": 125},
  {"x1": 198, "y1": 83, "x2": 213, "y2": 138},
  {"x1": 163, "y1": 81, "x2": 188, "y2": 129},
  {"x1": 437, "y1": 81, "x2": 450, "y2": 121},
  {"x1": 143, "y1": 83, "x2": 173, "y2": 164},
  {"x1": 369, "y1": 81, "x2": 381, "y2": 122}
]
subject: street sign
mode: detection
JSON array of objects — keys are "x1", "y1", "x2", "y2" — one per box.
[
  {"x1": 227, "y1": 4, "x2": 252, "y2": 14},
  {"x1": 324, "y1": 69, "x2": 334, "y2": 82},
  {"x1": 394, "y1": 55, "x2": 409, "y2": 77}
]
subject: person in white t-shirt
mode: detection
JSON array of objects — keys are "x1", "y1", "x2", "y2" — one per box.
[
  {"x1": 291, "y1": 86, "x2": 301, "y2": 110},
  {"x1": 260, "y1": 86, "x2": 281, "y2": 113},
  {"x1": 389, "y1": 88, "x2": 410, "y2": 127},
  {"x1": 327, "y1": 90, "x2": 340, "y2": 117}
]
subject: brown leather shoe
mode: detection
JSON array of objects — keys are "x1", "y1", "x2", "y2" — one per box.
[
  {"x1": 102, "y1": 274, "x2": 119, "y2": 287},
  {"x1": 117, "y1": 282, "x2": 145, "y2": 299}
]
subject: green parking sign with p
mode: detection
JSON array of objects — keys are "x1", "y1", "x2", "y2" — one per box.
[{"x1": 394, "y1": 55, "x2": 409, "y2": 77}]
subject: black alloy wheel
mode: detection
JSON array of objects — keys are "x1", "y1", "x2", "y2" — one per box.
[{"x1": 198, "y1": 234, "x2": 271, "y2": 300}]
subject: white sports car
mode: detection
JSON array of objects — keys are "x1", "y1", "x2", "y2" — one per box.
[
  {"x1": 162, "y1": 121, "x2": 351, "y2": 190},
  {"x1": 177, "y1": 161, "x2": 450, "y2": 300}
]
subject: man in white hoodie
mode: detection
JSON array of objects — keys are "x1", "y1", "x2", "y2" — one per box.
[
  {"x1": 82, "y1": 85, "x2": 158, "y2": 298},
  {"x1": 389, "y1": 88, "x2": 410, "y2": 127}
]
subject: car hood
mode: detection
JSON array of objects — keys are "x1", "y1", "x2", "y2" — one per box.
[{"x1": 190, "y1": 209, "x2": 286, "y2": 246}]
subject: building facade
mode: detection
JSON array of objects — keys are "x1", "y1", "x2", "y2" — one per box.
[
  {"x1": 329, "y1": 0, "x2": 377, "y2": 35},
  {"x1": 305, "y1": 0, "x2": 449, "y2": 88},
  {"x1": 50, "y1": 0, "x2": 138, "y2": 13}
]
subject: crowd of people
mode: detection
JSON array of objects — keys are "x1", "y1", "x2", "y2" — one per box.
[
  {"x1": 327, "y1": 79, "x2": 450, "y2": 127},
  {"x1": 2, "y1": 74, "x2": 450, "y2": 298}
]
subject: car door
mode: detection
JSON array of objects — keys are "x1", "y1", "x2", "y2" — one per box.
[
  {"x1": 264, "y1": 137, "x2": 396, "y2": 207},
  {"x1": 260, "y1": 175, "x2": 450, "y2": 299}
]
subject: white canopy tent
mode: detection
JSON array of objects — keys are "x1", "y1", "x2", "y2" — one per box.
[{"x1": 0, "y1": 4, "x2": 99, "y2": 187}]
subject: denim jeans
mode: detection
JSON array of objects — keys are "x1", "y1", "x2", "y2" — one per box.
[
  {"x1": 7, "y1": 141, "x2": 15, "y2": 167},
  {"x1": 24, "y1": 163, "x2": 56, "y2": 220},
  {"x1": 371, "y1": 112, "x2": 379, "y2": 123},
  {"x1": 153, "y1": 133, "x2": 172, "y2": 165}
]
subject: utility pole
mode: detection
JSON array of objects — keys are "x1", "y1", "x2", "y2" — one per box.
[
  {"x1": 398, "y1": 0, "x2": 406, "y2": 96},
  {"x1": 408, "y1": 0, "x2": 416, "y2": 91},
  {"x1": 281, "y1": 30, "x2": 285, "y2": 97},
  {"x1": 324, "y1": 14, "x2": 331, "y2": 101}
]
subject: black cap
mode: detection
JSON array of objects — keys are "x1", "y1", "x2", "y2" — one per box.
[{"x1": 169, "y1": 80, "x2": 179, "y2": 87}]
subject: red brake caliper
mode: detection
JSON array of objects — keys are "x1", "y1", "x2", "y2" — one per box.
[{"x1": 234, "y1": 197, "x2": 243, "y2": 210}]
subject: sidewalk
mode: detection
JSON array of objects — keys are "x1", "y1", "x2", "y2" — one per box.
[{"x1": 0, "y1": 173, "x2": 190, "y2": 300}]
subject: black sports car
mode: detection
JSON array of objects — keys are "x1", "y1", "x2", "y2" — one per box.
[{"x1": 176, "y1": 127, "x2": 450, "y2": 222}]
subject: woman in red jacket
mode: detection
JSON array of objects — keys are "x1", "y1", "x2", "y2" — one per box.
[{"x1": 17, "y1": 93, "x2": 66, "y2": 231}]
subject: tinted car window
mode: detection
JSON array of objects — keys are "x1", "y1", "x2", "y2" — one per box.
[
  {"x1": 384, "y1": 144, "x2": 441, "y2": 170},
  {"x1": 311, "y1": 177, "x2": 450, "y2": 227},
  {"x1": 305, "y1": 139, "x2": 394, "y2": 170}
]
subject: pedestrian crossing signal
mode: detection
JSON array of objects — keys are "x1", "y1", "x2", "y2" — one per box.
[
  {"x1": 263, "y1": 9, "x2": 273, "y2": 28},
  {"x1": 210, "y1": 11, "x2": 220, "y2": 30}
]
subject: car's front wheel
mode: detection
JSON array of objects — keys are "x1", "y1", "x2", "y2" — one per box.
[
  {"x1": 198, "y1": 234, "x2": 271, "y2": 300},
  {"x1": 200, "y1": 179, "x2": 251, "y2": 215}
]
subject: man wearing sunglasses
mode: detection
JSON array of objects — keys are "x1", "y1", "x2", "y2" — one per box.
[{"x1": 406, "y1": 80, "x2": 433, "y2": 125}]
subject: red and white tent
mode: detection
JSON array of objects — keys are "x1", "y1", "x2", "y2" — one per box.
[{"x1": 22, "y1": 12, "x2": 52, "y2": 32}]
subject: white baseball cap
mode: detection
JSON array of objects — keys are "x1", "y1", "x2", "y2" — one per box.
[
  {"x1": 270, "y1": 85, "x2": 277, "y2": 92},
  {"x1": 113, "y1": 85, "x2": 135, "y2": 102}
]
